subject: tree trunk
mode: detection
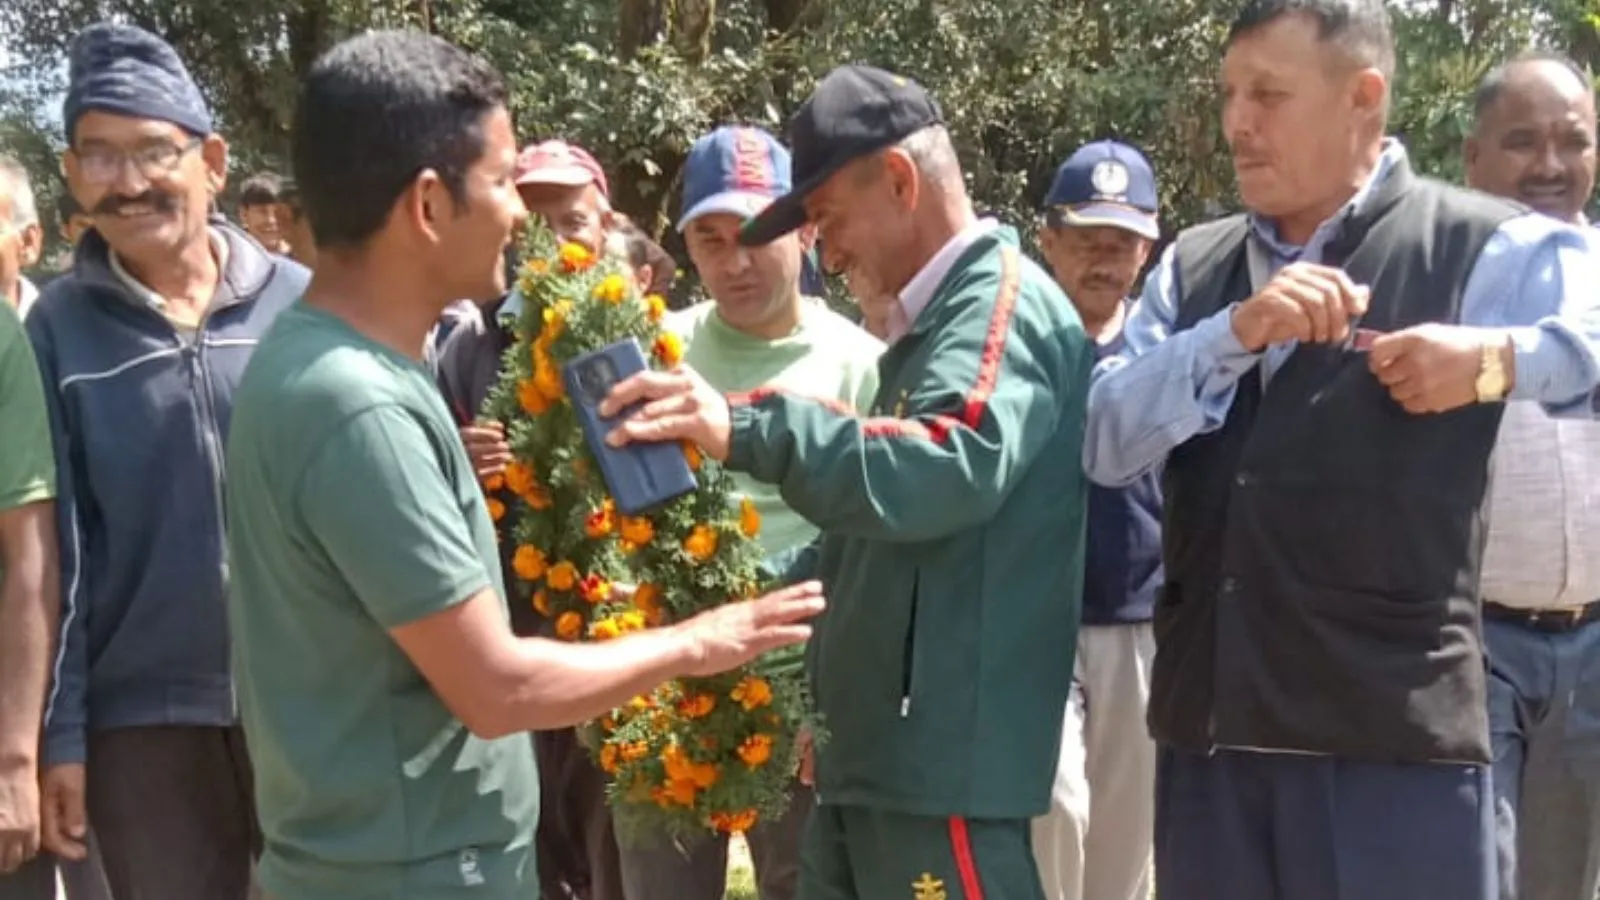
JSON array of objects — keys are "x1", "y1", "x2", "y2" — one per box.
[
  {"x1": 618, "y1": 0, "x2": 666, "y2": 61},
  {"x1": 671, "y1": 0, "x2": 715, "y2": 65}
]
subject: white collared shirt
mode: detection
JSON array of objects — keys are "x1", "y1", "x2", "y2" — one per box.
[
  {"x1": 884, "y1": 217, "x2": 999, "y2": 345},
  {"x1": 16, "y1": 276, "x2": 37, "y2": 320},
  {"x1": 109, "y1": 228, "x2": 229, "y2": 338}
]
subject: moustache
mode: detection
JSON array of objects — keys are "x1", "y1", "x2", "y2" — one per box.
[
  {"x1": 1517, "y1": 177, "x2": 1570, "y2": 194},
  {"x1": 92, "y1": 191, "x2": 178, "y2": 217}
]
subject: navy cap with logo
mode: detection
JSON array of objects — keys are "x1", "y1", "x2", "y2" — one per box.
[
  {"x1": 1043, "y1": 140, "x2": 1160, "y2": 240},
  {"x1": 739, "y1": 64, "x2": 943, "y2": 247},
  {"x1": 678, "y1": 126, "x2": 792, "y2": 231}
]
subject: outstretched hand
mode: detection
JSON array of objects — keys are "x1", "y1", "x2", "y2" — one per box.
[{"x1": 674, "y1": 580, "x2": 825, "y2": 678}]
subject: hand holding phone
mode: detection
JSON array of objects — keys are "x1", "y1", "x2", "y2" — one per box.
[{"x1": 564, "y1": 339, "x2": 697, "y2": 514}]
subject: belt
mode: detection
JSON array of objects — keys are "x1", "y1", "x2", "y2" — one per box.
[{"x1": 1482, "y1": 599, "x2": 1600, "y2": 633}]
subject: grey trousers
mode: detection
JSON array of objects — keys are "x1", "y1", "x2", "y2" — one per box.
[
  {"x1": 616, "y1": 784, "x2": 813, "y2": 900},
  {"x1": 1031, "y1": 623, "x2": 1156, "y2": 900},
  {"x1": 1486, "y1": 615, "x2": 1600, "y2": 900}
]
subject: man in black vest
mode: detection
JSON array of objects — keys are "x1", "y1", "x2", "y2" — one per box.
[{"x1": 1083, "y1": 2, "x2": 1600, "y2": 899}]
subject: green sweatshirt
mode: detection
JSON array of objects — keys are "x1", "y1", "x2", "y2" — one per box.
[{"x1": 726, "y1": 227, "x2": 1092, "y2": 820}]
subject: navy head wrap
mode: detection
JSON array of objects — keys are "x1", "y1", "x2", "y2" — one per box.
[{"x1": 63, "y1": 23, "x2": 213, "y2": 143}]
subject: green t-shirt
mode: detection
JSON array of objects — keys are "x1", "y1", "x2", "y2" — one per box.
[
  {"x1": 0, "y1": 300, "x2": 55, "y2": 543},
  {"x1": 667, "y1": 298, "x2": 883, "y2": 557},
  {"x1": 225, "y1": 302, "x2": 538, "y2": 900}
]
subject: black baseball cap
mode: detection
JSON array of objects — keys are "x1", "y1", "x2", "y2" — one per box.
[{"x1": 739, "y1": 64, "x2": 943, "y2": 247}]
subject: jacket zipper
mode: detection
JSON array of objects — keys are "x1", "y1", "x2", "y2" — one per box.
[{"x1": 900, "y1": 575, "x2": 920, "y2": 718}]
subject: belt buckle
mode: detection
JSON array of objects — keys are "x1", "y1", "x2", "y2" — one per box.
[{"x1": 1569, "y1": 605, "x2": 1587, "y2": 627}]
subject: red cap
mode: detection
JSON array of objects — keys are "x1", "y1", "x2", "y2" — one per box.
[{"x1": 513, "y1": 140, "x2": 610, "y2": 199}]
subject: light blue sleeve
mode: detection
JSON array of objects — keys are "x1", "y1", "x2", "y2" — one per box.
[
  {"x1": 1082, "y1": 244, "x2": 1264, "y2": 487},
  {"x1": 1459, "y1": 215, "x2": 1600, "y2": 416}
]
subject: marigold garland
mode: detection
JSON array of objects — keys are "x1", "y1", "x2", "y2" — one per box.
[{"x1": 483, "y1": 224, "x2": 815, "y2": 841}]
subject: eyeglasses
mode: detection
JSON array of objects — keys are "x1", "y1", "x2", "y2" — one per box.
[{"x1": 73, "y1": 136, "x2": 203, "y2": 185}]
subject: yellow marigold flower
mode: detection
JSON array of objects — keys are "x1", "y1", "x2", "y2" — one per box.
[
  {"x1": 554, "y1": 611, "x2": 584, "y2": 640},
  {"x1": 584, "y1": 504, "x2": 615, "y2": 539},
  {"x1": 486, "y1": 496, "x2": 506, "y2": 522},
  {"x1": 627, "y1": 694, "x2": 652, "y2": 712},
  {"x1": 653, "y1": 331, "x2": 685, "y2": 367},
  {"x1": 517, "y1": 379, "x2": 551, "y2": 415},
  {"x1": 532, "y1": 589, "x2": 551, "y2": 617},
  {"x1": 512, "y1": 545, "x2": 548, "y2": 581},
  {"x1": 617, "y1": 610, "x2": 647, "y2": 633},
  {"x1": 599, "y1": 742, "x2": 620, "y2": 774},
  {"x1": 579, "y1": 573, "x2": 612, "y2": 605},
  {"x1": 731, "y1": 676, "x2": 773, "y2": 711},
  {"x1": 559, "y1": 242, "x2": 596, "y2": 273},
  {"x1": 710, "y1": 809, "x2": 760, "y2": 834},
  {"x1": 682, "y1": 524, "x2": 719, "y2": 563},
  {"x1": 593, "y1": 273, "x2": 630, "y2": 304},
  {"x1": 481, "y1": 472, "x2": 505, "y2": 493},
  {"x1": 547, "y1": 561, "x2": 578, "y2": 591},
  {"x1": 739, "y1": 497, "x2": 761, "y2": 538},
  {"x1": 619, "y1": 516, "x2": 655, "y2": 546},
  {"x1": 738, "y1": 733, "x2": 774, "y2": 768},
  {"x1": 589, "y1": 616, "x2": 622, "y2": 641},
  {"x1": 682, "y1": 442, "x2": 703, "y2": 471},
  {"x1": 526, "y1": 258, "x2": 550, "y2": 277},
  {"x1": 644, "y1": 293, "x2": 668, "y2": 322}
]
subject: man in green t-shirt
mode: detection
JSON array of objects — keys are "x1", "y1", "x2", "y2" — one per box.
[
  {"x1": 614, "y1": 127, "x2": 882, "y2": 900},
  {"x1": 0, "y1": 299, "x2": 59, "y2": 897},
  {"x1": 225, "y1": 31, "x2": 824, "y2": 900}
]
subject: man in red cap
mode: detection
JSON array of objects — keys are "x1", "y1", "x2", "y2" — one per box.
[{"x1": 514, "y1": 139, "x2": 613, "y2": 251}]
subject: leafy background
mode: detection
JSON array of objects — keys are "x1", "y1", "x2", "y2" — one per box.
[{"x1": 4, "y1": 0, "x2": 1599, "y2": 284}]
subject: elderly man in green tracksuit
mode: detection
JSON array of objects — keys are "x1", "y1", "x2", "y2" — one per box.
[{"x1": 603, "y1": 64, "x2": 1091, "y2": 900}]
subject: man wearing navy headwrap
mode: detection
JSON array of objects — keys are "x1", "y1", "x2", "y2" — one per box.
[{"x1": 23, "y1": 21, "x2": 307, "y2": 900}]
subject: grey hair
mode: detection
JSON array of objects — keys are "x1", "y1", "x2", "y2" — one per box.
[
  {"x1": 0, "y1": 155, "x2": 38, "y2": 229},
  {"x1": 895, "y1": 124, "x2": 962, "y2": 186}
]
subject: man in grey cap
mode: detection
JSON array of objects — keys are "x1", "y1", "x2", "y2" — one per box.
[{"x1": 26, "y1": 21, "x2": 307, "y2": 900}]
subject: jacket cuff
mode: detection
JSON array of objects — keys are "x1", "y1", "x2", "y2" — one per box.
[
  {"x1": 43, "y1": 728, "x2": 86, "y2": 767},
  {"x1": 724, "y1": 402, "x2": 761, "y2": 474}
]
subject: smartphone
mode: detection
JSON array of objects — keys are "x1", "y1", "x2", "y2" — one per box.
[{"x1": 563, "y1": 338, "x2": 698, "y2": 515}]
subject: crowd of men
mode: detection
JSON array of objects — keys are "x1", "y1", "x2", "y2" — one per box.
[{"x1": 0, "y1": 0, "x2": 1598, "y2": 899}]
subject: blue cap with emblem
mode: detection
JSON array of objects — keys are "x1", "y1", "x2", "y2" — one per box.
[
  {"x1": 678, "y1": 126, "x2": 793, "y2": 231},
  {"x1": 1043, "y1": 140, "x2": 1159, "y2": 240}
]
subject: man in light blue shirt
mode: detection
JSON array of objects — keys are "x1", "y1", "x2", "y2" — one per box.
[{"x1": 1083, "y1": 2, "x2": 1600, "y2": 900}]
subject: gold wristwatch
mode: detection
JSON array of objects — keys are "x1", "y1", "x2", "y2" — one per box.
[{"x1": 1475, "y1": 340, "x2": 1509, "y2": 402}]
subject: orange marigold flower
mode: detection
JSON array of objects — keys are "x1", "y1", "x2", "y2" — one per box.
[
  {"x1": 619, "y1": 516, "x2": 655, "y2": 546},
  {"x1": 482, "y1": 472, "x2": 505, "y2": 492},
  {"x1": 644, "y1": 294, "x2": 668, "y2": 322},
  {"x1": 682, "y1": 442, "x2": 703, "y2": 471},
  {"x1": 738, "y1": 733, "x2": 774, "y2": 768},
  {"x1": 523, "y1": 482, "x2": 553, "y2": 511},
  {"x1": 533, "y1": 357, "x2": 564, "y2": 402},
  {"x1": 710, "y1": 810, "x2": 760, "y2": 834},
  {"x1": 593, "y1": 273, "x2": 630, "y2": 304},
  {"x1": 547, "y1": 561, "x2": 579, "y2": 591},
  {"x1": 589, "y1": 616, "x2": 622, "y2": 641},
  {"x1": 585, "y1": 504, "x2": 615, "y2": 539},
  {"x1": 532, "y1": 589, "x2": 551, "y2": 617},
  {"x1": 512, "y1": 545, "x2": 548, "y2": 581},
  {"x1": 739, "y1": 497, "x2": 761, "y2": 538},
  {"x1": 677, "y1": 693, "x2": 716, "y2": 719},
  {"x1": 579, "y1": 573, "x2": 612, "y2": 605},
  {"x1": 517, "y1": 379, "x2": 551, "y2": 415},
  {"x1": 683, "y1": 524, "x2": 719, "y2": 563},
  {"x1": 731, "y1": 676, "x2": 773, "y2": 711},
  {"x1": 633, "y1": 583, "x2": 664, "y2": 624},
  {"x1": 559, "y1": 242, "x2": 596, "y2": 273},
  {"x1": 554, "y1": 611, "x2": 584, "y2": 640},
  {"x1": 620, "y1": 741, "x2": 650, "y2": 762},
  {"x1": 653, "y1": 332, "x2": 684, "y2": 366},
  {"x1": 504, "y1": 461, "x2": 537, "y2": 499},
  {"x1": 599, "y1": 742, "x2": 620, "y2": 774},
  {"x1": 486, "y1": 496, "x2": 506, "y2": 522}
]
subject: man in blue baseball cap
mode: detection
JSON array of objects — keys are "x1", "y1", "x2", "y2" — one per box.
[
  {"x1": 611, "y1": 125, "x2": 882, "y2": 900},
  {"x1": 1031, "y1": 139, "x2": 1162, "y2": 900}
]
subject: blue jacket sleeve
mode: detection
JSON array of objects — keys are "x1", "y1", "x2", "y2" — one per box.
[{"x1": 25, "y1": 317, "x2": 88, "y2": 767}]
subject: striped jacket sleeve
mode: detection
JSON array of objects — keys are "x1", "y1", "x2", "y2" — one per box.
[
  {"x1": 725, "y1": 250, "x2": 1065, "y2": 543},
  {"x1": 25, "y1": 317, "x2": 89, "y2": 767}
]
